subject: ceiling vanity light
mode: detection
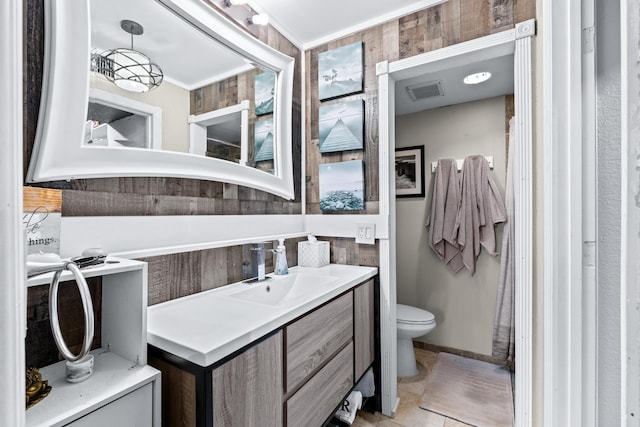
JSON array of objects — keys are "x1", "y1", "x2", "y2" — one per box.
[
  {"x1": 101, "y1": 20, "x2": 163, "y2": 93},
  {"x1": 220, "y1": 0, "x2": 269, "y2": 27},
  {"x1": 246, "y1": 13, "x2": 270, "y2": 26},
  {"x1": 463, "y1": 71, "x2": 492, "y2": 85}
]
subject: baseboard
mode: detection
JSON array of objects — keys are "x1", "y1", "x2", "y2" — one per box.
[
  {"x1": 412, "y1": 341, "x2": 514, "y2": 370},
  {"x1": 391, "y1": 396, "x2": 400, "y2": 418}
]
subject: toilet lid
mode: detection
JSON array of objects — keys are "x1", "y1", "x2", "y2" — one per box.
[{"x1": 397, "y1": 304, "x2": 435, "y2": 324}]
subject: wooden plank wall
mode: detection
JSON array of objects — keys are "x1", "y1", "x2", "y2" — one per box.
[
  {"x1": 23, "y1": 0, "x2": 44, "y2": 178},
  {"x1": 305, "y1": 0, "x2": 536, "y2": 214},
  {"x1": 141, "y1": 237, "x2": 306, "y2": 306},
  {"x1": 140, "y1": 236, "x2": 378, "y2": 307},
  {"x1": 324, "y1": 237, "x2": 380, "y2": 268}
]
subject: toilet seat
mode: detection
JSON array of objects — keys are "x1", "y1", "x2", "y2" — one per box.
[{"x1": 397, "y1": 304, "x2": 435, "y2": 325}]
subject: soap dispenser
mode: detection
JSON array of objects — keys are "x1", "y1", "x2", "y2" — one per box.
[{"x1": 274, "y1": 238, "x2": 288, "y2": 275}]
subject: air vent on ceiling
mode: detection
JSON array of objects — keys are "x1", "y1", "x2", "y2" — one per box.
[{"x1": 406, "y1": 80, "x2": 444, "y2": 101}]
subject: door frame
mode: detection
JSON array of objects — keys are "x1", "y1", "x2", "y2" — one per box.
[
  {"x1": 0, "y1": 0, "x2": 25, "y2": 425},
  {"x1": 376, "y1": 20, "x2": 535, "y2": 424}
]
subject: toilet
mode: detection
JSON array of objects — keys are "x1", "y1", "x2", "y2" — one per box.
[{"x1": 396, "y1": 304, "x2": 436, "y2": 377}]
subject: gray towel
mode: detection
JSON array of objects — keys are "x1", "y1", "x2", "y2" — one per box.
[
  {"x1": 428, "y1": 159, "x2": 464, "y2": 273},
  {"x1": 353, "y1": 367, "x2": 375, "y2": 397},
  {"x1": 456, "y1": 155, "x2": 506, "y2": 275}
]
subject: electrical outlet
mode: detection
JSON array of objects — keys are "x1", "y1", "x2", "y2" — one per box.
[{"x1": 355, "y1": 223, "x2": 375, "y2": 245}]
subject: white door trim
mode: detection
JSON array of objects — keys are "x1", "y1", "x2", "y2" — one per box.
[
  {"x1": 377, "y1": 21, "x2": 535, "y2": 423},
  {"x1": 376, "y1": 60, "x2": 399, "y2": 415},
  {"x1": 621, "y1": 0, "x2": 640, "y2": 423},
  {"x1": 0, "y1": 0, "x2": 25, "y2": 425},
  {"x1": 513, "y1": 20, "x2": 535, "y2": 427}
]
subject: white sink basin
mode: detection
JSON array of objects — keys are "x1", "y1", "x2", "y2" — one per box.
[
  {"x1": 228, "y1": 273, "x2": 338, "y2": 306},
  {"x1": 148, "y1": 264, "x2": 378, "y2": 366}
]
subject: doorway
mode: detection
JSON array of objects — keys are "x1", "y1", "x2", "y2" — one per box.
[
  {"x1": 395, "y1": 96, "x2": 511, "y2": 355},
  {"x1": 376, "y1": 20, "x2": 535, "y2": 425}
]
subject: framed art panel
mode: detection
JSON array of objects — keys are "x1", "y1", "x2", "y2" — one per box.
[
  {"x1": 395, "y1": 145, "x2": 425, "y2": 197},
  {"x1": 318, "y1": 99, "x2": 364, "y2": 153},
  {"x1": 319, "y1": 160, "x2": 365, "y2": 211},
  {"x1": 318, "y1": 41, "x2": 363, "y2": 101}
]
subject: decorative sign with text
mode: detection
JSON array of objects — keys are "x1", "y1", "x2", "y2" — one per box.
[{"x1": 23, "y1": 187, "x2": 62, "y2": 255}]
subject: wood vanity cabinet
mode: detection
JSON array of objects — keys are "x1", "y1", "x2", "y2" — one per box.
[
  {"x1": 285, "y1": 293, "x2": 353, "y2": 393},
  {"x1": 149, "y1": 332, "x2": 284, "y2": 427},
  {"x1": 149, "y1": 277, "x2": 377, "y2": 427},
  {"x1": 285, "y1": 293, "x2": 354, "y2": 427},
  {"x1": 212, "y1": 332, "x2": 283, "y2": 426},
  {"x1": 283, "y1": 279, "x2": 375, "y2": 426},
  {"x1": 286, "y1": 342, "x2": 354, "y2": 426},
  {"x1": 354, "y1": 279, "x2": 375, "y2": 380}
]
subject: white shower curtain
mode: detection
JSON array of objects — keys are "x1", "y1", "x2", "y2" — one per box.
[{"x1": 492, "y1": 117, "x2": 516, "y2": 363}]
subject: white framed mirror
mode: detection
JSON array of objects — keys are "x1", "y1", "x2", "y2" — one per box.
[{"x1": 27, "y1": 0, "x2": 296, "y2": 199}]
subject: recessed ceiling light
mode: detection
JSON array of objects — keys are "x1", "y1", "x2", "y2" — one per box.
[{"x1": 463, "y1": 72, "x2": 492, "y2": 85}]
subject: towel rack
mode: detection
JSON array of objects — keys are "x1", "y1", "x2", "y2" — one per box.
[{"x1": 430, "y1": 156, "x2": 494, "y2": 173}]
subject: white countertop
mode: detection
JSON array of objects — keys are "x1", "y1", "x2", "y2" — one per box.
[
  {"x1": 26, "y1": 349, "x2": 159, "y2": 427},
  {"x1": 27, "y1": 257, "x2": 145, "y2": 287},
  {"x1": 147, "y1": 264, "x2": 377, "y2": 367}
]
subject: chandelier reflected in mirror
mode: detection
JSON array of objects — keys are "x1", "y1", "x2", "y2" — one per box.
[{"x1": 101, "y1": 20, "x2": 163, "y2": 93}]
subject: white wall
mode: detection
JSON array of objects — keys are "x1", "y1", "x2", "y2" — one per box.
[
  {"x1": 621, "y1": 0, "x2": 640, "y2": 422},
  {"x1": 91, "y1": 75, "x2": 190, "y2": 153},
  {"x1": 395, "y1": 96, "x2": 507, "y2": 356},
  {"x1": 596, "y1": 0, "x2": 622, "y2": 424}
]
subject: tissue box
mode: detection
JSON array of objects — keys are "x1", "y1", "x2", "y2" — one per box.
[{"x1": 298, "y1": 241, "x2": 330, "y2": 268}]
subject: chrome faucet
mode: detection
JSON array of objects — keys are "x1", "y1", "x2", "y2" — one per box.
[{"x1": 245, "y1": 242, "x2": 272, "y2": 283}]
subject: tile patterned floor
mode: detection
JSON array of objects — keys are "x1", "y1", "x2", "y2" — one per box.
[{"x1": 352, "y1": 349, "x2": 471, "y2": 427}]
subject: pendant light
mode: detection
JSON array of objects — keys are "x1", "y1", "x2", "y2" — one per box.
[{"x1": 102, "y1": 20, "x2": 163, "y2": 93}]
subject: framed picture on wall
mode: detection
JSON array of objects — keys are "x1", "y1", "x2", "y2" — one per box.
[
  {"x1": 318, "y1": 99, "x2": 364, "y2": 153},
  {"x1": 318, "y1": 41, "x2": 364, "y2": 101},
  {"x1": 395, "y1": 146, "x2": 425, "y2": 198},
  {"x1": 319, "y1": 160, "x2": 365, "y2": 211}
]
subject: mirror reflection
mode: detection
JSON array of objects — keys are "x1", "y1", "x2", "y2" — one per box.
[{"x1": 87, "y1": 0, "x2": 277, "y2": 175}]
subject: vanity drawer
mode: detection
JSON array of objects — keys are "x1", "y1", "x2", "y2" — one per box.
[
  {"x1": 285, "y1": 292, "x2": 353, "y2": 392},
  {"x1": 286, "y1": 342, "x2": 354, "y2": 427}
]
